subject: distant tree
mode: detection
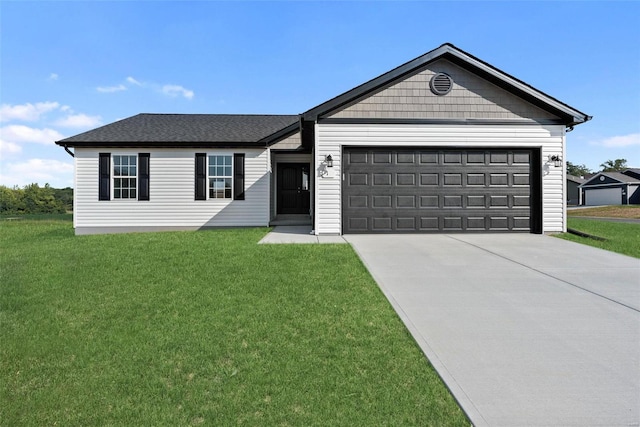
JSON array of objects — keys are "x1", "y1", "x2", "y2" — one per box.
[
  {"x1": 53, "y1": 187, "x2": 74, "y2": 212},
  {"x1": 600, "y1": 158, "x2": 628, "y2": 172},
  {"x1": 0, "y1": 185, "x2": 25, "y2": 214},
  {"x1": 566, "y1": 161, "x2": 591, "y2": 177},
  {"x1": 0, "y1": 184, "x2": 70, "y2": 215},
  {"x1": 22, "y1": 183, "x2": 66, "y2": 214}
]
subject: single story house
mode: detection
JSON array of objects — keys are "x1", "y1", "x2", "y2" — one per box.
[
  {"x1": 56, "y1": 43, "x2": 591, "y2": 235},
  {"x1": 580, "y1": 170, "x2": 640, "y2": 206},
  {"x1": 566, "y1": 175, "x2": 585, "y2": 206}
]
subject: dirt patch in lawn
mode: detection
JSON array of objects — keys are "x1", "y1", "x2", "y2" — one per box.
[{"x1": 568, "y1": 206, "x2": 640, "y2": 219}]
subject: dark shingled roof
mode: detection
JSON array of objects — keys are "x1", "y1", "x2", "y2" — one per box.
[
  {"x1": 567, "y1": 175, "x2": 586, "y2": 184},
  {"x1": 56, "y1": 114, "x2": 299, "y2": 147}
]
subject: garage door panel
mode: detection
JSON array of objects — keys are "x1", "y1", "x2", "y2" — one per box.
[
  {"x1": 348, "y1": 173, "x2": 368, "y2": 185},
  {"x1": 348, "y1": 217, "x2": 368, "y2": 231},
  {"x1": 420, "y1": 153, "x2": 439, "y2": 164},
  {"x1": 350, "y1": 192, "x2": 527, "y2": 209},
  {"x1": 396, "y1": 217, "x2": 416, "y2": 230},
  {"x1": 373, "y1": 152, "x2": 392, "y2": 163},
  {"x1": 372, "y1": 195, "x2": 392, "y2": 208},
  {"x1": 467, "y1": 217, "x2": 487, "y2": 230},
  {"x1": 348, "y1": 195, "x2": 368, "y2": 208},
  {"x1": 396, "y1": 173, "x2": 416, "y2": 185},
  {"x1": 585, "y1": 188, "x2": 621, "y2": 206},
  {"x1": 343, "y1": 148, "x2": 535, "y2": 233},
  {"x1": 372, "y1": 217, "x2": 392, "y2": 231},
  {"x1": 397, "y1": 153, "x2": 416, "y2": 163}
]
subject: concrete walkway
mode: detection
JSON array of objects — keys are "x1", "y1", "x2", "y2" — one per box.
[
  {"x1": 345, "y1": 233, "x2": 640, "y2": 427},
  {"x1": 259, "y1": 226, "x2": 347, "y2": 244}
]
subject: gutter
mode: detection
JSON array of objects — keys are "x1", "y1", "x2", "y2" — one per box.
[{"x1": 63, "y1": 145, "x2": 74, "y2": 158}]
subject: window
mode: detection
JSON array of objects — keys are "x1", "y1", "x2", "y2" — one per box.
[
  {"x1": 113, "y1": 155, "x2": 137, "y2": 199},
  {"x1": 208, "y1": 155, "x2": 232, "y2": 199},
  {"x1": 195, "y1": 153, "x2": 244, "y2": 201},
  {"x1": 98, "y1": 153, "x2": 149, "y2": 201}
]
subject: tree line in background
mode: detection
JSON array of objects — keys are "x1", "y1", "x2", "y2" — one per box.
[
  {"x1": 567, "y1": 158, "x2": 629, "y2": 178},
  {"x1": 0, "y1": 184, "x2": 73, "y2": 215}
]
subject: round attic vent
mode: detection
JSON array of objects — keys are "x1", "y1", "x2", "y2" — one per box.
[{"x1": 430, "y1": 72, "x2": 453, "y2": 95}]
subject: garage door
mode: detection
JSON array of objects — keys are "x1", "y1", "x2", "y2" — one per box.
[
  {"x1": 584, "y1": 188, "x2": 621, "y2": 206},
  {"x1": 342, "y1": 148, "x2": 540, "y2": 233}
]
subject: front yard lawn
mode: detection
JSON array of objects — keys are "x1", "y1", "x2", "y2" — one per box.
[
  {"x1": 557, "y1": 218, "x2": 640, "y2": 258},
  {"x1": 1, "y1": 220, "x2": 467, "y2": 426}
]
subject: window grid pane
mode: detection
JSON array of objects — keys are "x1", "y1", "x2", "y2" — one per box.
[
  {"x1": 113, "y1": 155, "x2": 138, "y2": 199},
  {"x1": 208, "y1": 155, "x2": 233, "y2": 199}
]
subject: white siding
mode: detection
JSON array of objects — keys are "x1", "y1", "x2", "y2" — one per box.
[
  {"x1": 74, "y1": 148, "x2": 269, "y2": 233},
  {"x1": 315, "y1": 123, "x2": 566, "y2": 235}
]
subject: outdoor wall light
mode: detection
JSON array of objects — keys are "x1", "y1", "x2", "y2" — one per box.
[
  {"x1": 549, "y1": 155, "x2": 562, "y2": 167},
  {"x1": 325, "y1": 154, "x2": 333, "y2": 167}
]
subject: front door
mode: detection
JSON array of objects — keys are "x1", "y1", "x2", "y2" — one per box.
[{"x1": 277, "y1": 163, "x2": 310, "y2": 214}]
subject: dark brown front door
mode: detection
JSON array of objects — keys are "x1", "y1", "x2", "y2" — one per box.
[{"x1": 277, "y1": 163, "x2": 310, "y2": 214}]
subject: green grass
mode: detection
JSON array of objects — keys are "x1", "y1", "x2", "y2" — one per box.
[
  {"x1": 556, "y1": 218, "x2": 640, "y2": 258},
  {"x1": 1, "y1": 220, "x2": 467, "y2": 426}
]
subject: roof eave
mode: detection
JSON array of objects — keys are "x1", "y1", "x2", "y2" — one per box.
[{"x1": 55, "y1": 140, "x2": 273, "y2": 149}]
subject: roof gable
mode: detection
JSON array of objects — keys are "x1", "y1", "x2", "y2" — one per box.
[
  {"x1": 581, "y1": 172, "x2": 640, "y2": 187},
  {"x1": 328, "y1": 58, "x2": 561, "y2": 122},
  {"x1": 56, "y1": 114, "x2": 299, "y2": 147},
  {"x1": 303, "y1": 43, "x2": 591, "y2": 126}
]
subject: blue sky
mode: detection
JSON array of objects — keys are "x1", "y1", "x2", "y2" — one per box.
[{"x1": 1, "y1": 1, "x2": 638, "y2": 188}]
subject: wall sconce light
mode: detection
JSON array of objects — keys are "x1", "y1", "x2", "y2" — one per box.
[
  {"x1": 549, "y1": 155, "x2": 562, "y2": 167},
  {"x1": 325, "y1": 154, "x2": 333, "y2": 168}
]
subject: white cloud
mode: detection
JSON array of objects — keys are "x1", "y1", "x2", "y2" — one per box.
[
  {"x1": 590, "y1": 133, "x2": 640, "y2": 148},
  {"x1": 0, "y1": 125, "x2": 64, "y2": 145},
  {"x1": 0, "y1": 139, "x2": 22, "y2": 156},
  {"x1": 55, "y1": 113, "x2": 102, "y2": 128},
  {"x1": 0, "y1": 101, "x2": 60, "y2": 122},
  {"x1": 126, "y1": 76, "x2": 142, "y2": 86},
  {"x1": 162, "y1": 84, "x2": 194, "y2": 100},
  {"x1": 96, "y1": 84, "x2": 127, "y2": 93},
  {"x1": 48, "y1": 73, "x2": 59, "y2": 81},
  {"x1": 0, "y1": 158, "x2": 74, "y2": 188}
]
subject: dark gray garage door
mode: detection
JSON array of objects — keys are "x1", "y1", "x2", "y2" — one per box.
[{"x1": 343, "y1": 148, "x2": 540, "y2": 233}]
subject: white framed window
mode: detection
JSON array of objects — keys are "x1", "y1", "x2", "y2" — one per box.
[
  {"x1": 113, "y1": 155, "x2": 137, "y2": 199},
  {"x1": 208, "y1": 155, "x2": 232, "y2": 199}
]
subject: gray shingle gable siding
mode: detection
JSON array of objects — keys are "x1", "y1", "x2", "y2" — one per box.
[
  {"x1": 303, "y1": 43, "x2": 591, "y2": 127},
  {"x1": 57, "y1": 114, "x2": 298, "y2": 147}
]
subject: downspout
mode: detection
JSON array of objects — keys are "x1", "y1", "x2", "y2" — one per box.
[{"x1": 63, "y1": 145, "x2": 75, "y2": 157}]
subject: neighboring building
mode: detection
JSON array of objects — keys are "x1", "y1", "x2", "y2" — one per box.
[
  {"x1": 567, "y1": 175, "x2": 585, "y2": 206},
  {"x1": 623, "y1": 168, "x2": 640, "y2": 180},
  {"x1": 580, "y1": 171, "x2": 640, "y2": 206},
  {"x1": 56, "y1": 43, "x2": 591, "y2": 235}
]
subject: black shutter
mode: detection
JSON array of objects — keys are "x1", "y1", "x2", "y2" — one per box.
[
  {"x1": 99, "y1": 153, "x2": 110, "y2": 201},
  {"x1": 195, "y1": 153, "x2": 207, "y2": 200},
  {"x1": 234, "y1": 153, "x2": 245, "y2": 200},
  {"x1": 138, "y1": 153, "x2": 150, "y2": 201}
]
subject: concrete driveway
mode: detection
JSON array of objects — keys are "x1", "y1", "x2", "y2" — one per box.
[{"x1": 344, "y1": 233, "x2": 640, "y2": 427}]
